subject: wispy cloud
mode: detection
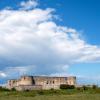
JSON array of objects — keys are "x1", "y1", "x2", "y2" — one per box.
[
  {"x1": 0, "y1": 65, "x2": 36, "y2": 78},
  {"x1": 20, "y1": 0, "x2": 38, "y2": 10}
]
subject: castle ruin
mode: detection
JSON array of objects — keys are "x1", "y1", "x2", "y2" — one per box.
[{"x1": 7, "y1": 76, "x2": 76, "y2": 91}]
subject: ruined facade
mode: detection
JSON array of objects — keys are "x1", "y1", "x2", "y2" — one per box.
[{"x1": 7, "y1": 76, "x2": 76, "y2": 91}]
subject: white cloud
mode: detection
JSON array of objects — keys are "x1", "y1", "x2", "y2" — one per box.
[
  {"x1": 0, "y1": 0, "x2": 100, "y2": 78},
  {"x1": 20, "y1": 0, "x2": 38, "y2": 10},
  {"x1": 76, "y1": 75, "x2": 100, "y2": 85},
  {"x1": 0, "y1": 64, "x2": 69, "y2": 78},
  {"x1": 0, "y1": 72, "x2": 7, "y2": 78},
  {"x1": 0, "y1": 65, "x2": 36, "y2": 78}
]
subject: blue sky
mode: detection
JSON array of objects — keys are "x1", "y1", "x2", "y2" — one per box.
[
  {"x1": 41, "y1": 0, "x2": 100, "y2": 44},
  {"x1": 0, "y1": 0, "x2": 100, "y2": 85}
]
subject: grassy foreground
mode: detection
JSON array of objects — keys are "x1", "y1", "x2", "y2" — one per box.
[
  {"x1": 0, "y1": 93, "x2": 100, "y2": 100},
  {"x1": 0, "y1": 89, "x2": 100, "y2": 100}
]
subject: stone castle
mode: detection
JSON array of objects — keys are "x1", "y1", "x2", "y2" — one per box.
[{"x1": 7, "y1": 76, "x2": 76, "y2": 91}]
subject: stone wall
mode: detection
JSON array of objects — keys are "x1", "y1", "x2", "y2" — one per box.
[
  {"x1": 33, "y1": 76, "x2": 76, "y2": 89},
  {"x1": 7, "y1": 79, "x2": 18, "y2": 89},
  {"x1": 15, "y1": 85, "x2": 42, "y2": 91},
  {"x1": 7, "y1": 76, "x2": 76, "y2": 90},
  {"x1": 18, "y1": 76, "x2": 34, "y2": 86}
]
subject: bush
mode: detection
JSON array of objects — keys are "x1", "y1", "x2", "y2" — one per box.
[
  {"x1": 11, "y1": 88, "x2": 16, "y2": 91},
  {"x1": 60, "y1": 84, "x2": 75, "y2": 89},
  {"x1": 92, "y1": 85, "x2": 98, "y2": 89},
  {"x1": 82, "y1": 85, "x2": 88, "y2": 90},
  {"x1": 0, "y1": 86, "x2": 10, "y2": 91},
  {"x1": 38, "y1": 90, "x2": 44, "y2": 95},
  {"x1": 76, "y1": 87, "x2": 83, "y2": 91}
]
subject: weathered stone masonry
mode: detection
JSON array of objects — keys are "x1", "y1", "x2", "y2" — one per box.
[{"x1": 7, "y1": 76, "x2": 76, "y2": 91}]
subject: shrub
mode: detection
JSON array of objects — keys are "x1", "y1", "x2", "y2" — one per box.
[
  {"x1": 0, "y1": 86, "x2": 10, "y2": 91},
  {"x1": 11, "y1": 88, "x2": 16, "y2": 91},
  {"x1": 82, "y1": 85, "x2": 88, "y2": 90},
  {"x1": 38, "y1": 90, "x2": 44, "y2": 95},
  {"x1": 92, "y1": 85, "x2": 98, "y2": 89},
  {"x1": 60, "y1": 84, "x2": 75, "y2": 89},
  {"x1": 76, "y1": 87, "x2": 83, "y2": 91}
]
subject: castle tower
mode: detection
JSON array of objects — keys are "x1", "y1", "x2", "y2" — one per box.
[{"x1": 18, "y1": 76, "x2": 34, "y2": 86}]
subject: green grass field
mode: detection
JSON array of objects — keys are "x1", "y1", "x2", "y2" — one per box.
[
  {"x1": 0, "y1": 89, "x2": 100, "y2": 100},
  {"x1": 0, "y1": 94, "x2": 100, "y2": 100}
]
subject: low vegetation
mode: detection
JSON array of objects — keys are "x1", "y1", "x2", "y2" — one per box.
[
  {"x1": 60, "y1": 84, "x2": 75, "y2": 89},
  {"x1": 0, "y1": 85, "x2": 100, "y2": 100}
]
